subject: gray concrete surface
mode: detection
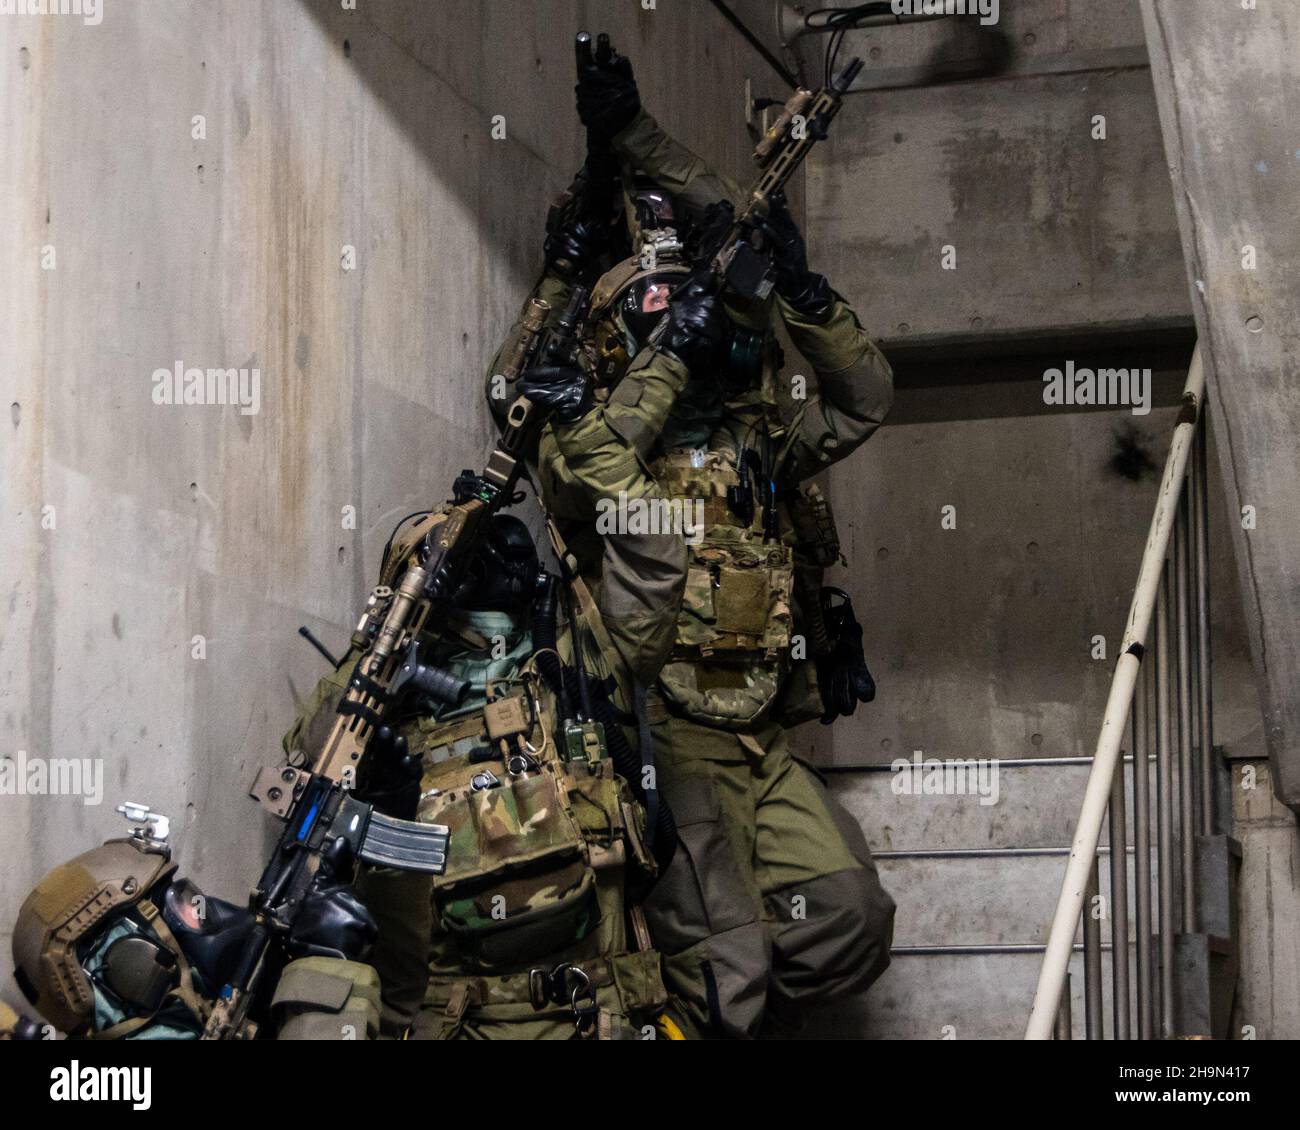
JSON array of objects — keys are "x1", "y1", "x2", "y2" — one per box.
[
  {"x1": 800, "y1": 0, "x2": 1188, "y2": 353},
  {"x1": 0, "y1": 0, "x2": 787, "y2": 1009},
  {"x1": 792, "y1": 0, "x2": 1297, "y2": 1038},
  {"x1": 1230, "y1": 761, "x2": 1300, "y2": 1041},
  {"x1": 794, "y1": 0, "x2": 1261, "y2": 771},
  {"x1": 801, "y1": 396, "x2": 1264, "y2": 771},
  {"x1": 1, "y1": 0, "x2": 1294, "y2": 1041},
  {"x1": 1139, "y1": 0, "x2": 1300, "y2": 811},
  {"x1": 824, "y1": 756, "x2": 1298, "y2": 1039}
]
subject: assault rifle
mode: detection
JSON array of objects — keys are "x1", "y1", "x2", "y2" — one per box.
[
  {"x1": 203, "y1": 287, "x2": 590, "y2": 1039},
  {"x1": 675, "y1": 55, "x2": 865, "y2": 306},
  {"x1": 545, "y1": 33, "x2": 623, "y2": 281}
]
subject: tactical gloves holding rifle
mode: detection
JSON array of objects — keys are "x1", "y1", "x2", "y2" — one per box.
[
  {"x1": 575, "y1": 33, "x2": 641, "y2": 141},
  {"x1": 545, "y1": 33, "x2": 634, "y2": 287},
  {"x1": 518, "y1": 362, "x2": 593, "y2": 423},
  {"x1": 661, "y1": 277, "x2": 728, "y2": 367},
  {"x1": 755, "y1": 191, "x2": 835, "y2": 319}
]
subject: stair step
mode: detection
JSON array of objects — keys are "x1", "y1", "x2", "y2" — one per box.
[
  {"x1": 803, "y1": 949, "x2": 1128, "y2": 1040},
  {"x1": 877, "y1": 852, "x2": 1152, "y2": 947},
  {"x1": 829, "y1": 756, "x2": 1167, "y2": 852},
  {"x1": 821, "y1": 760, "x2": 1176, "y2": 1038}
]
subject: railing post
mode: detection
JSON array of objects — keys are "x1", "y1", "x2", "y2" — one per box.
[
  {"x1": 1176, "y1": 489, "x2": 1197, "y2": 931},
  {"x1": 1110, "y1": 759, "x2": 1131, "y2": 1039},
  {"x1": 1194, "y1": 416, "x2": 1214, "y2": 834},
  {"x1": 1054, "y1": 973, "x2": 1073, "y2": 1040},
  {"x1": 1084, "y1": 857, "x2": 1104, "y2": 1039},
  {"x1": 1157, "y1": 561, "x2": 1175, "y2": 1038},
  {"x1": 1133, "y1": 677, "x2": 1154, "y2": 1039}
]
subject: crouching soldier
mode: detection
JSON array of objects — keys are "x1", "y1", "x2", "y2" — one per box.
[
  {"x1": 280, "y1": 512, "x2": 672, "y2": 1039},
  {"x1": 7, "y1": 804, "x2": 373, "y2": 1040}
]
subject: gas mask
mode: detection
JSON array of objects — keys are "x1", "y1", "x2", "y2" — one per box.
[
  {"x1": 459, "y1": 514, "x2": 543, "y2": 616},
  {"x1": 10, "y1": 806, "x2": 238, "y2": 1039}
]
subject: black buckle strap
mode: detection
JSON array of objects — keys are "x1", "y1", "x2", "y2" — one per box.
[{"x1": 528, "y1": 962, "x2": 598, "y2": 1032}]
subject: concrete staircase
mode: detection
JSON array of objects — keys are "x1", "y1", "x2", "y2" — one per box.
[{"x1": 816, "y1": 758, "x2": 1156, "y2": 1040}]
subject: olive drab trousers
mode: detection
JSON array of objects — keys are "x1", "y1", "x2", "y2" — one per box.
[{"x1": 642, "y1": 712, "x2": 896, "y2": 1039}]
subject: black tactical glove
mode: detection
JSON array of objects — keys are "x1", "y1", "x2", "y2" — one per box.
[
  {"x1": 519, "y1": 362, "x2": 594, "y2": 424},
  {"x1": 817, "y1": 588, "x2": 877, "y2": 724},
  {"x1": 544, "y1": 213, "x2": 607, "y2": 285},
  {"x1": 575, "y1": 35, "x2": 641, "y2": 140},
  {"x1": 662, "y1": 277, "x2": 728, "y2": 368},
  {"x1": 755, "y1": 191, "x2": 834, "y2": 319},
  {"x1": 287, "y1": 872, "x2": 378, "y2": 962},
  {"x1": 354, "y1": 722, "x2": 421, "y2": 820}
]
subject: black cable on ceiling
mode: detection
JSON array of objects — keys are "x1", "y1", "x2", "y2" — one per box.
[{"x1": 707, "y1": 0, "x2": 800, "y2": 91}]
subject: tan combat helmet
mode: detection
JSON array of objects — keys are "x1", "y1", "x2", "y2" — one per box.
[
  {"x1": 11, "y1": 806, "x2": 178, "y2": 1035},
  {"x1": 587, "y1": 231, "x2": 691, "y2": 388}
]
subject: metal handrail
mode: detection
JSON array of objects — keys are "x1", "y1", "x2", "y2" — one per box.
[{"x1": 1025, "y1": 344, "x2": 1207, "y2": 1039}]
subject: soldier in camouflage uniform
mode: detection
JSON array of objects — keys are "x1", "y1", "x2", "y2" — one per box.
[
  {"x1": 5, "y1": 815, "x2": 370, "y2": 1040},
  {"x1": 527, "y1": 39, "x2": 897, "y2": 1038},
  {"x1": 277, "y1": 512, "x2": 674, "y2": 1040},
  {"x1": 2, "y1": 113, "x2": 707, "y2": 1041},
  {"x1": 4, "y1": 461, "x2": 679, "y2": 1045}
]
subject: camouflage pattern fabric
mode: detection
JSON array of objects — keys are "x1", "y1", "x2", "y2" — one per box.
[
  {"x1": 280, "y1": 614, "x2": 666, "y2": 1040},
  {"x1": 466, "y1": 107, "x2": 897, "y2": 1038},
  {"x1": 600, "y1": 109, "x2": 896, "y2": 1036}
]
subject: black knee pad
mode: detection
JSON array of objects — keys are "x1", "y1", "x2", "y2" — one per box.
[{"x1": 765, "y1": 865, "x2": 896, "y2": 1006}]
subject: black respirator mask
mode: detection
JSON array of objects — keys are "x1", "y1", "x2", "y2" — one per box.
[
  {"x1": 619, "y1": 275, "x2": 764, "y2": 396},
  {"x1": 460, "y1": 515, "x2": 542, "y2": 615}
]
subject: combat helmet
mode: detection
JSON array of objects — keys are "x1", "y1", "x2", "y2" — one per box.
[{"x1": 11, "y1": 807, "x2": 209, "y2": 1037}]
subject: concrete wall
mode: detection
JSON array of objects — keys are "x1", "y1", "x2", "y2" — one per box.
[
  {"x1": 798, "y1": 0, "x2": 1264, "y2": 770},
  {"x1": 3, "y1": 0, "x2": 1293, "y2": 1040},
  {"x1": 1230, "y1": 761, "x2": 1300, "y2": 1040},
  {"x1": 802, "y1": 398, "x2": 1265, "y2": 770},
  {"x1": 0, "y1": 0, "x2": 786, "y2": 1008},
  {"x1": 794, "y1": 0, "x2": 1296, "y2": 1037},
  {"x1": 1140, "y1": 0, "x2": 1300, "y2": 811}
]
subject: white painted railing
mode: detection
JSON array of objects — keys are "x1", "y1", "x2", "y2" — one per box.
[{"x1": 1027, "y1": 345, "x2": 1213, "y2": 1040}]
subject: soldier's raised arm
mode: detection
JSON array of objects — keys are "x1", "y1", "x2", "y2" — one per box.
[
  {"x1": 536, "y1": 276, "x2": 726, "y2": 687},
  {"x1": 757, "y1": 193, "x2": 894, "y2": 481},
  {"x1": 575, "y1": 36, "x2": 745, "y2": 211}
]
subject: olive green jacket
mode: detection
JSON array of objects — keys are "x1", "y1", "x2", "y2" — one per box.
[
  {"x1": 484, "y1": 109, "x2": 893, "y2": 689},
  {"x1": 485, "y1": 277, "x2": 689, "y2": 692},
  {"x1": 609, "y1": 106, "x2": 894, "y2": 482}
]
